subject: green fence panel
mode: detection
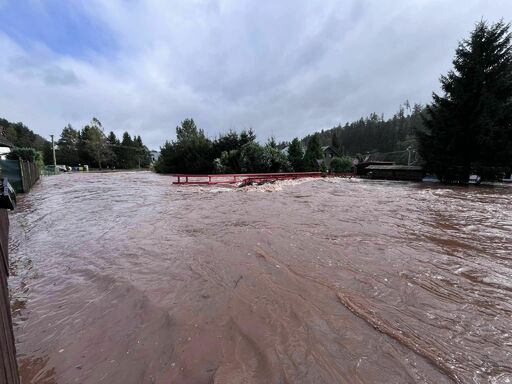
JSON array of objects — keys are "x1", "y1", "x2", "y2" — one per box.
[{"x1": 0, "y1": 160, "x2": 22, "y2": 193}]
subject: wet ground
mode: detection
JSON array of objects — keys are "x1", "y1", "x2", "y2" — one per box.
[{"x1": 8, "y1": 172, "x2": 512, "y2": 384}]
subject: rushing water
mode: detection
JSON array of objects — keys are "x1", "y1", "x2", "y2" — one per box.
[{"x1": 8, "y1": 172, "x2": 512, "y2": 384}]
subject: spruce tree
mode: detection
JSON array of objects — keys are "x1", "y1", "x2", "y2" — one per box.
[
  {"x1": 303, "y1": 133, "x2": 323, "y2": 171},
  {"x1": 57, "y1": 124, "x2": 79, "y2": 165},
  {"x1": 287, "y1": 138, "x2": 305, "y2": 171},
  {"x1": 106, "y1": 131, "x2": 120, "y2": 168},
  {"x1": 419, "y1": 20, "x2": 512, "y2": 182}
]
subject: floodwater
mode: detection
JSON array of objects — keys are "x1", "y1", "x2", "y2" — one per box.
[{"x1": 8, "y1": 172, "x2": 512, "y2": 384}]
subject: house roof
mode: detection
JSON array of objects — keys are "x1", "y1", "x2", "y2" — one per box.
[{"x1": 321, "y1": 146, "x2": 339, "y2": 156}]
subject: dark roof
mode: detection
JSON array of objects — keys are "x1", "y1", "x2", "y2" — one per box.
[
  {"x1": 321, "y1": 146, "x2": 339, "y2": 156},
  {"x1": 365, "y1": 165, "x2": 423, "y2": 171}
]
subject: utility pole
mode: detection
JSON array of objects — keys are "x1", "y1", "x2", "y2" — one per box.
[{"x1": 50, "y1": 134, "x2": 57, "y2": 169}]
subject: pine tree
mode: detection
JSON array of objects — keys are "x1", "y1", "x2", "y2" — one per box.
[
  {"x1": 331, "y1": 130, "x2": 341, "y2": 152},
  {"x1": 118, "y1": 132, "x2": 135, "y2": 168},
  {"x1": 106, "y1": 131, "x2": 120, "y2": 168},
  {"x1": 156, "y1": 119, "x2": 213, "y2": 173},
  {"x1": 239, "y1": 128, "x2": 256, "y2": 145},
  {"x1": 79, "y1": 118, "x2": 110, "y2": 169},
  {"x1": 57, "y1": 124, "x2": 79, "y2": 165},
  {"x1": 419, "y1": 20, "x2": 512, "y2": 182},
  {"x1": 303, "y1": 133, "x2": 323, "y2": 171},
  {"x1": 287, "y1": 138, "x2": 305, "y2": 171}
]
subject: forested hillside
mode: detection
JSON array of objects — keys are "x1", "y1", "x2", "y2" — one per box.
[
  {"x1": 302, "y1": 102, "x2": 425, "y2": 159},
  {"x1": 56, "y1": 118, "x2": 152, "y2": 169},
  {"x1": 0, "y1": 117, "x2": 53, "y2": 162}
]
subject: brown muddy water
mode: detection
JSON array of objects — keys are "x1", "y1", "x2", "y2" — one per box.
[{"x1": 8, "y1": 172, "x2": 512, "y2": 384}]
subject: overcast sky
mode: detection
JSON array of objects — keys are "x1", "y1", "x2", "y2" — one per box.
[{"x1": 0, "y1": 1, "x2": 510, "y2": 149}]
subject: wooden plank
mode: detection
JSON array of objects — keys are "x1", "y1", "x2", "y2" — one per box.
[{"x1": 0, "y1": 209, "x2": 20, "y2": 384}]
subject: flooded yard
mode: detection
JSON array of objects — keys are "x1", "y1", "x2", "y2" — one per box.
[{"x1": 8, "y1": 172, "x2": 512, "y2": 383}]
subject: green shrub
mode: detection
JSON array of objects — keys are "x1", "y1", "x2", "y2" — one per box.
[
  {"x1": 330, "y1": 156, "x2": 353, "y2": 173},
  {"x1": 6, "y1": 147, "x2": 37, "y2": 162}
]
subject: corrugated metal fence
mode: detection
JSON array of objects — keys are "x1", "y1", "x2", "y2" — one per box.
[{"x1": 0, "y1": 209, "x2": 19, "y2": 384}]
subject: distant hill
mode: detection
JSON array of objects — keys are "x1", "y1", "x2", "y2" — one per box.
[
  {"x1": 302, "y1": 103, "x2": 425, "y2": 163},
  {"x1": 0, "y1": 117, "x2": 52, "y2": 162}
]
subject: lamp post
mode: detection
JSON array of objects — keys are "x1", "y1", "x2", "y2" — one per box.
[{"x1": 50, "y1": 135, "x2": 57, "y2": 169}]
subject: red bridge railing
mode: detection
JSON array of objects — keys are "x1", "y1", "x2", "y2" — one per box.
[{"x1": 172, "y1": 172, "x2": 323, "y2": 185}]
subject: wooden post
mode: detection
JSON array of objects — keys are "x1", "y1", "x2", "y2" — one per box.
[
  {"x1": 18, "y1": 159, "x2": 26, "y2": 193},
  {"x1": 0, "y1": 209, "x2": 20, "y2": 384}
]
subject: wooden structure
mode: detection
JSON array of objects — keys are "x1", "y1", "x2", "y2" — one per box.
[
  {"x1": 320, "y1": 146, "x2": 340, "y2": 169},
  {"x1": 365, "y1": 165, "x2": 425, "y2": 181},
  {"x1": 356, "y1": 161, "x2": 394, "y2": 176},
  {"x1": 172, "y1": 172, "x2": 323, "y2": 185},
  {"x1": 0, "y1": 208, "x2": 19, "y2": 384}
]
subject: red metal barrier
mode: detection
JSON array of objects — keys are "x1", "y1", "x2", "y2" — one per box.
[{"x1": 172, "y1": 172, "x2": 323, "y2": 185}]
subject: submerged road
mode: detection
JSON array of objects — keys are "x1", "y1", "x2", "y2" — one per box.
[{"x1": 8, "y1": 172, "x2": 512, "y2": 383}]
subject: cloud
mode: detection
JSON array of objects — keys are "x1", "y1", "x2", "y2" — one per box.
[{"x1": 0, "y1": 0, "x2": 511, "y2": 149}]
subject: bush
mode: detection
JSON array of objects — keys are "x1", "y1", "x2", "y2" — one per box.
[
  {"x1": 239, "y1": 142, "x2": 268, "y2": 172},
  {"x1": 6, "y1": 147, "x2": 37, "y2": 162},
  {"x1": 262, "y1": 146, "x2": 291, "y2": 172},
  {"x1": 330, "y1": 156, "x2": 353, "y2": 173},
  {"x1": 35, "y1": 151, "x2": 45, "y2": 169}
]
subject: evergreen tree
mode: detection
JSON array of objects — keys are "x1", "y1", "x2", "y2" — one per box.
[
  {"x1": 118, "y1": 132, "x2": 136, "y2": 168},
  {"x1": 57, "y1": 124, "x2": 79, "y2": 165},
  {"x1": 267, "y1": 136, "x2": 277, "y2": 149},
  {"x1": 106, "y1": 131, "x2": 120, "y2": 168},
  {"x1": 419, "y1": 20, "x2": 512, "y2": 182},
  {"x1": 239, "y1": 128, "x2": 256, "y2": 146},
  {"x1": 303, "y1": 133, "x2": 323, "y2": 171},
  {"x1": 107, "y1": 131, "x2": 120, "y2": 146},
  {"x1": 212, "y1": 130, "x2": 241, "y2": 158},
  {"x1": 263, "y1": 142, "x2": 291, "y2": 172},
  {"x1": 239, "y1": 141, "x2": 267, "y2": 172},
  {"x1": 331, "y1": 131, "x2": 341, "y2": 152},
  {"x1": 79, "y1": 118, "x2": 111, "y2": 169},
  {"x1": 155, "y1": 119, "x2": 213, "y2": 173},
  {"x1": 287, "y1": 138, "x2": 305, "y2": 171}
]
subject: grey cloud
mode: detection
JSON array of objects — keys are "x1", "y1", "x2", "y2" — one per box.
[
  {"x1": 7, "y1": 55, "x2": 79, "y2": 86},
  {"x1": 43, "y1": 66, "x2": 80, "y2": 86}
]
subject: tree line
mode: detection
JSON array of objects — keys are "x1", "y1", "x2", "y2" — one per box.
[
  {"x1": 154, "y1": 118, "x2": 354, "y2": 174},
  {"x1": 153, "y1": 102, "x2": 423, "y2": 174},
  {"x1": 56, "y1": 118, "x2": 152, "y2": 169},
  {"x1": 0, "y1": 117, "x2": 152, "y2": 169},
  {"x1": 419, "y1": 20, "x2": 512, "y2": 182}
]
